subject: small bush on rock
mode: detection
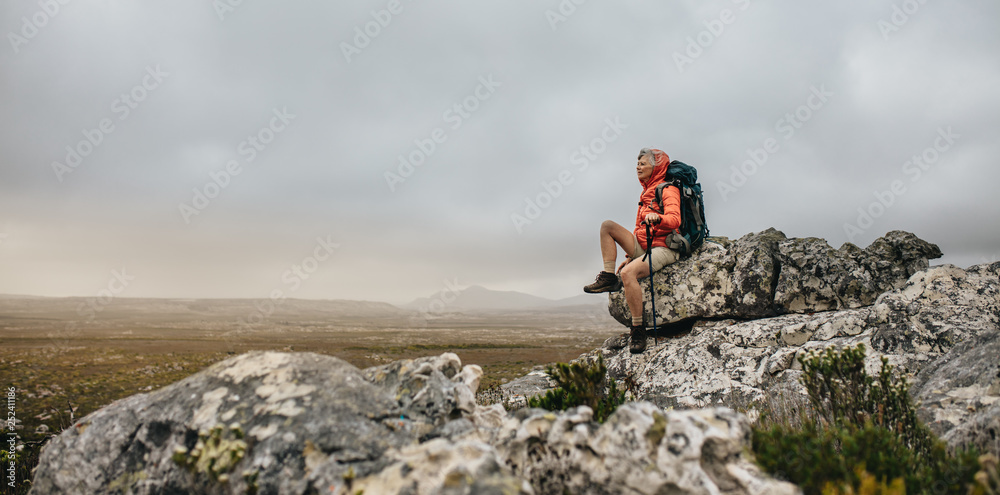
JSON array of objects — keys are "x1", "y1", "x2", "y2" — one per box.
[
  {"x1": 527, "y1": 356, "x2": 627, "y2": 423},
  {"x1": 752, "y1": 344, "x2": 981, "y2": 494},
  {"x1": 799, "y1": 344, "x2": 937, "y2": 460}
]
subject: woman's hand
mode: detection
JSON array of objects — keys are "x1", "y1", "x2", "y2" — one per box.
[{"x1": 644, "y1": 212, "x2": 661, "y2": 225}]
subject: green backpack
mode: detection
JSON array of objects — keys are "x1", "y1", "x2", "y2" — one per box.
[{"x1": 652, "y1": 160, "x2": 709, "y2": 257}]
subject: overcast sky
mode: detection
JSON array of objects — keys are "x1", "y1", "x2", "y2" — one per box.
[{"x1": 1, "y1": 1, "x2": 998, "y2": 305}]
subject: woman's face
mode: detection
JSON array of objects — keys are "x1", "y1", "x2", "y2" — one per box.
[{"x1": 637, "y1": 155, "x2": 654, "y2": 182}]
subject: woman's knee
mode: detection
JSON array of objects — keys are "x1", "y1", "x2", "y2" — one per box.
[
  {"x1": 600, "y1": 219, "x2": 619, "y2": 233},
  {"x1": 619, "y1": 264, "x2": 639, "y2": 284}
]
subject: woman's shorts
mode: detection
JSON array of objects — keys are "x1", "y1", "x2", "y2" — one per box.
[{"x1": 631, "y1": 236, "x2": 680, "y2": 272}]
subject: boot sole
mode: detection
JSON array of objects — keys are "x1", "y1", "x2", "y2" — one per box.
[{"x1": 583, "y1": 281, "x2": 623, "y2": 294}]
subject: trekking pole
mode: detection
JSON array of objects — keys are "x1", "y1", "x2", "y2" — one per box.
[{"x1": 643, "y1": 221, "x2": 659, "y2": 346}]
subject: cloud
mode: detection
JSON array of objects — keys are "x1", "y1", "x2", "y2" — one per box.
[{"x1": 1, "y1": 1, "x2": 997, "y2": 302}]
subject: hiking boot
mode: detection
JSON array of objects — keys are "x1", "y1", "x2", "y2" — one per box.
[
  {"x1": 629, "y1": 325, "x2": 648, "y2": 354},
  {"x1": 583, "y1": 271, "x2": 622, "y2": 294}
]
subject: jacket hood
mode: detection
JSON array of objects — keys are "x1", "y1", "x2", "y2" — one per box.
[{"x1": 640, "y1": 148, "x2": 671, "y2": 188}]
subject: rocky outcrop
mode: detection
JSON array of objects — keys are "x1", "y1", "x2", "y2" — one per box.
[
  {"x1": 501, "y1": 251, "x2": 998, "y2": 456},
  {"x1": 595, "y1": 261, "x2": 998, "y2": 454},
  {"x1": 30, "y1": 351, "x2": 794, "y2": 494},
  {"x1": 608, "y1": 229, "x2": 943, "y2": 327}
]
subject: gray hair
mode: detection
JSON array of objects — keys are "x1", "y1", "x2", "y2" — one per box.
[{"x1": 638, "y1": 148, "x2": 657, "y2": 167}]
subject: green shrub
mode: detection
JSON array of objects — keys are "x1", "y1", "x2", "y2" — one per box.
[
  {"x1": 754, "y1": 419, "x2": 921, "y2": 493},
  {"x1": 527, "y1": 356, "x2": 627, "y2": 423},
  {"x1": 752, "y1": 344, "x2": 980, "y2": 494},
  {"x1": 799, "y1": 344, "x2": 937, "y2": 461}
]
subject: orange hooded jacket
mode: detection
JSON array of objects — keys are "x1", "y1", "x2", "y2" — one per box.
[{"x1": 634, "y1": 149, "x2": 681, "y2": 250}]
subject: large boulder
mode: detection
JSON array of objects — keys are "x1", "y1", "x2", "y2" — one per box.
[
  {"x1": 30, "y1": 351, "x2": 530, "y2": 495},
  {"x1": 608, "y1": 229, "x2": 942, "y2": 327},
  {"x1": 30, "y1": 350, "x2": 795, "y2": 494}
]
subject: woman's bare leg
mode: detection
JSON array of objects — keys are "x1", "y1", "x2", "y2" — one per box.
[
  {"x1": 599, "y1": 220, "x2": 636, "y2": 271},
  {"x1": 619, "y1": 256, "x2": 650, "y2": 322}
]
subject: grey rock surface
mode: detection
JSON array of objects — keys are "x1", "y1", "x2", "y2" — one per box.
[
  {"x1": 30, "y1": 349, "x2": 793, "y2": 495},
  {"x1": 911, "y1": 328, "x2": 1000, "y2": 457},
  {"x1": 498, "y1": 367, "x2": 555, "y2": 409},
  {"x1": 500, "y1": 259, "x2": 998, "y2": 460},
  {"x1": 489, "y1": 404, "x2": 799, "y2": 495},
  {"x1": 30, "y1": 351, "x2": 531, "y2": 495},
  {"x1": 594, "y1": 262, "x2": 999, "y2": 453},
  {"x1": 608, "y1": 229, "x2": 942, "y2": 327}
]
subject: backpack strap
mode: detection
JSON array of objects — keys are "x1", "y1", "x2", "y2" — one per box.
[
  {"x1": 688, "y1": 185, "x2": 706, "y2": 233},
  {"x1": 666, "y1": 232, "x2": 690, "y2": 254},
  {"x1": 652, "y1": 181, "x2": 676, "y2": 214},
  {"x1": 656, "y1": 180, "x2": 696, "y2": 255}
]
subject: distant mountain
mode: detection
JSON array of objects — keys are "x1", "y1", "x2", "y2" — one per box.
[
  {"x1": 552, "y1": 293, "x2": 602, "y2": 307},
  {"x1": 403, "y1": 285, "x2": 605, "y2": 312},
  {"x1": 0, "y1": 291, "x2": 605, "y2": 317},
  {"x1": 0, "y1": 295, "x2": 408, "y2": 320}
]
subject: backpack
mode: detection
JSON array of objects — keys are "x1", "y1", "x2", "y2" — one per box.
[{"x1": 652, "y1": 160, "x2": 709, "y2": 257}]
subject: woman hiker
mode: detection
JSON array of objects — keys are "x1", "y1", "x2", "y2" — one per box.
[{"x1": 583, "y1": 148, "x2": 681, "y2": 353}]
